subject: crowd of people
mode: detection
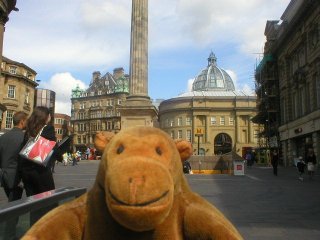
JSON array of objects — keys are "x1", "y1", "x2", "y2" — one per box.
[{"x1": 59, "y1": 147, "x2": 97, "y2": 167}]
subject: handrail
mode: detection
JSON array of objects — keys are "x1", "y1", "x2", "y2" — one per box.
[{"x1": 0, "y1": 187, "x2": 86, "y2": 222}]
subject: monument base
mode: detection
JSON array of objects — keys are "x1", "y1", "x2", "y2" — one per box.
[{"x1": 119, "y1": 96, "x2": 158, "y2": 129}]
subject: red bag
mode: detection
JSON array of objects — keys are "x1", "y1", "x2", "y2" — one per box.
[{"x1": 20, "y1": 126, "x2": 56, "y2": 167}]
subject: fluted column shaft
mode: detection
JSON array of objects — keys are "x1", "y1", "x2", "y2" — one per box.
[{"x1": 129, "y1": 0, "x2": 148, "y2": 97}]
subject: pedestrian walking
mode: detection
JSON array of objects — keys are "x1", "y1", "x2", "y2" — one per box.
[
  {"x1": 21, "y1": 107, "x2": 58, "y2": 196},
  {"x1": 271, "y1": 149, "x2": 279, "y2": 176},
  {"x1": 0, "y1": 111, "x2": 28, "y2": 239},
  {"x1": 245, "y1": 150, "x2": 253, "y2": 167},
  {"x1": 183, "y1": 160, "x2": 192, "y2": 174},
  {"x1": 0, "y1": 111, "x2": 27, "y2": 201},
  {"x1": 20, "y1": 107, "x2": 63, "y2": 224},
  {"x1": 72, "y1": 151, "x2": 79, "y2": 166},
  {"x1": 62, "y1": 152, "x2": 69, "y2": 166},
  {"x1": 306, "y1": 148, "x2": 316, "y2": 180},
  {"x1": 296, "y1": 156, "x2": 306, "y2": 181},
  {"x1": 86, "y1": 147, "x2": 90, "y2": 160}
]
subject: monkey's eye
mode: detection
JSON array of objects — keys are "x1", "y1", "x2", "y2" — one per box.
[
  {"x1": 117, "y1": 144, "x2": 124, "y2": 154},
  {"x1": 156, "y1": 147, "x2": 162, "y2": 156}
]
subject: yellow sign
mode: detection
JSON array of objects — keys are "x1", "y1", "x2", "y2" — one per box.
[{"x1": 195, "y1": 128, "x2": 204, "y2": 136}]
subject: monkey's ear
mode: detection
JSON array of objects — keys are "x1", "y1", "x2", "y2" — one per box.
[
  {"x1": 174, "y1": 139, "x2": 193, "y2": 162},
  {"x1": 94, "y1": 131, "x2": 115, "y2": 152}
]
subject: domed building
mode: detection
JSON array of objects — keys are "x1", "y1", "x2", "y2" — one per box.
[
  {"x1": 159, "y1": 52, "x2": 260, "y2": 161},
  {"x1": 193, "y1": 52, "x2": 236, "y2": 92}
]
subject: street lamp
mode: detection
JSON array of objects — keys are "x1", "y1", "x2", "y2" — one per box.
[{"x1": 195, "y1": 128, "x2": 204, "y2": 173}]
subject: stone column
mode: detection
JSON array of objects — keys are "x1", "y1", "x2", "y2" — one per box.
[
  {"x1": 281, "y1": 140, "x2": 288, "y2": 167},
  {"x1": 288, "y1": 139, "x2": 296, "y2": 167},
  {"x1": 0, "y1": 1, "x2": 18, "y2": 130},
  {"x1": 129, "y1": 0, "x2": 148, "y2": 99},
  {"x1": 248, "y1": 115, "x2": 253, "y2": 143},
  {"x1": 0, "y1": 0, "x2": 18, "y2": 71},
  {"x1": 0, "y1": 21, "x2": 5, "y2": 130},
  {"x1": 312, "y1": 132, "x2": 320, "y2": 165},
  {"x1": 0, "y1": 14, "x2": 8, "y2": 104},
  {"x1": 205, "y1": 115, "x2": 209, "y2": 142},
  {"x1": 236, "y1": 115, "x2": 241, "y2": 143},
  {"x1": 192, "y1": 115, "x2": 197, "y2": 144},
  {"x1": 118, "y1": 0, "x2": 157, "y2": 128}
]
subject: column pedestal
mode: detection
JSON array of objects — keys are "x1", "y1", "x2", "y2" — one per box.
[{"x1": 120, "y1": 0, "x2": 158, "y2": 128}]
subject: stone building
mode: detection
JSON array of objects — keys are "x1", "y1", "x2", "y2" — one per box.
[
  {"x1": 0, "y1": 56, "x2": 37, "y2": 132},
  {"x1": 0, "y1": 0, "x2": 18, "y2": 66},
  {"x1": 254, "y1": 0, "x2": 320, "y2": 166},
  {"x1": 70, "y1": 67, "x2": 129, "y2": 151},
  {"x1": 54, "y1": 113, "x2": 72, "y2": 143},
  {"x1": 0, "y1": 0, "x2": 18, "y2": 125},
  {"x1": 159, "y1": 53, "x2": 260, "y2": 163}
]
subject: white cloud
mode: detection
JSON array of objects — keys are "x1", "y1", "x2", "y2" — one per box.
[
  {"x1": 4, "y1": 0, "x2": 131, "y2": 72},
  {"x1": 41, "y1": 72, "x2": 87, "y2": 115},
  {"x1": 187, "y1": 78, "x2": 194, "y2": 92},
  {"x1": 241, "y1": 84, "x2": 255, "y2": 95},
  {"x1": 225, "y1": 70, "x2": 238, "y2": 89},
  {"x1": 3, "y1": 0, "x2": 291, "y2": 100},
  {"x1": 152, "y1": 0, "x2": 288, "y2": 54},
  {"x1": 5, "y1": 0, "x2": 291, "y2": 68},
  {"x1": 80, "y1": 1, "x2": 130, "y2": 29}
]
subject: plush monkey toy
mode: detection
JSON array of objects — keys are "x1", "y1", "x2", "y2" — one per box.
[{"x1": 22, "y1": 126, "x2": 242, "y2": 240}]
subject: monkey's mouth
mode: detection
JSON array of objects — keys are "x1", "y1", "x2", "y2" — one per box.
[{"x1": 108, "y1": 189, "x2": 169, "y2": 207}]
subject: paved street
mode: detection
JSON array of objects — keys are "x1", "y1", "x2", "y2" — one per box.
[{"x1": 1, "y1": 160, "x2": 320, "y2": 239}]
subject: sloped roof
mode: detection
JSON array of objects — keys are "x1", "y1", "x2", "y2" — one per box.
[{"x1": 176, "y1": 90, "x2": 255, "y2": 98}]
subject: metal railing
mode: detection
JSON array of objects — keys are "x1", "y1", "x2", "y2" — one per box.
[{"x1": 0, "y1": 187, "x2": 86, "y2": 239}]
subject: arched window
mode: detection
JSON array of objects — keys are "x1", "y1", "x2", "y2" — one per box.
[
  {"x1": 214, "y1": 133, "x2": 232, "y2": 155},
  {"x1": 199, "y1": 148, "x2": 205, "y2": 156}
]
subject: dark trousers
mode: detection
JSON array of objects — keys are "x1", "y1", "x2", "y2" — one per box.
[
  {"x1": 22, "y1": 167, "x2": 56, "y2": 225},
  {"x1": 3, "y1": 185, "x2": 23, "y2": 240},
  {"x1": 4, "y1": 185, "x2": 23, "y2": 202},
  {"x1": 22, "y1": 167, "x2": 55, "y2": 196},
  {"x1": 272, "y1": 164, "x2": 278, "y2": 176}
]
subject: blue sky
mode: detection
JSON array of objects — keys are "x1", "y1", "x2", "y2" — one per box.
[{"x1": 4, "y1": 0, "x2": 291, "y2": 114}]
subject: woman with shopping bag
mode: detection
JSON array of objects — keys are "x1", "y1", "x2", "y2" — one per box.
[
  {"x1": 20, "y1": 106, "x2": 64, "y2": 224},
  {"x1": 20, "y1": 107, "x2": 63, "y2": 196}
]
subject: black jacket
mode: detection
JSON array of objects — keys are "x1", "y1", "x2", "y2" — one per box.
[
  {"x1": 0, "y1": 127, "x2": 25, "y2": 188},
  {"x1": 306, "y1": 154, "x2": 316, "y2": 165}
]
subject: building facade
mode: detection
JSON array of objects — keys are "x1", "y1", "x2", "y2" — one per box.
[
  {"x1": 71, "y1": 68, "x2": 129, "y2": 151},
  {"x1": 54, "y1": 113, "x2": 72, "y2": 143},
  {"x1": 255, "y1": 0, "x2": 320, "y2": 166},
  {"x1": 159, "y1": 53, "x2": 260, "y2": 159},
  {"x1": 0, "y1": 56, "x2": 37, "y2": 132},
  {"x1": 0, "y1": 1, "x2": 18, "y2": 125},
  {"x1": 0, "y1": 0, "x2": 17, "y2": 68},
  {"x1": 35, "y1": 88, "x2": 56, "y2": 125}
]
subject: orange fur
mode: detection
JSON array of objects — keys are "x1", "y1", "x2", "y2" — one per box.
[{"x1": 22, "y1": 127, "x2": 242, "y2": 240}]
